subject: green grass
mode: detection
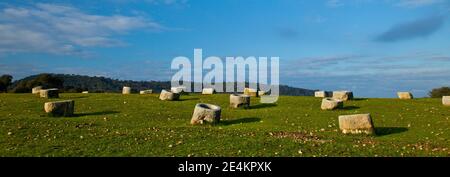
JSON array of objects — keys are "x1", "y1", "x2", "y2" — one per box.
[{"x1": 0, "y1": 93, "x2": 449, "y2": 157}]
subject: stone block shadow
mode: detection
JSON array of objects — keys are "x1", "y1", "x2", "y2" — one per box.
[
  {"x1": 219, "y1": 117, "x2": 261, "y2": 126},
  {"x1": 250, "y1": 103, "x2": 277, "y2": 109},
  {"x1": 375, "y1": 127, "x2": 408, "y2": 136},
  {"x1": 74, "y1": 110, "x2": 120, "y2": 117}
]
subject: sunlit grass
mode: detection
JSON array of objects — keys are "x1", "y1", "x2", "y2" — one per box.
[{"x1": 0, "y1": 93, "x2": 449, "y2": 157}]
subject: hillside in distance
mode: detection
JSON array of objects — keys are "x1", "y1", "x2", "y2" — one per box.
[{"x1": 11, "y1": 73, "x2": 315, "y2": 96}]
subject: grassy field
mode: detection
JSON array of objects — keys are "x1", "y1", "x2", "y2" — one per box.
[{"x1": 0, "y1": 93, "x2": 449, "y2": 157}]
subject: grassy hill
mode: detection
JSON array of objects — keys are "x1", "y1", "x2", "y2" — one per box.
[{"x1": 0, "y1": 93, "x2": 449, "y2": 156}]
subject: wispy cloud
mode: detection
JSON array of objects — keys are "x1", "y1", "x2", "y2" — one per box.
[
  {"x1": 324, "y1": 0, "x2": 445, "y2": 8},
  {"x1": 145, "y1": 0, "x2": 188, "y2": 5},
  {"x1": 374, "y1": 15, "x2": 446, "y2": 42},
  {"x1": 298, "y1": 55, "x2": 365, "y2": 65},
  {"x1": 0, "y1": 3, "x2": 162, "y2": 55},
  {"x1": 326, "y1": 0, "x2": 344, "y2": 8},
  {"x1": 283, "y1": 52, "x2": 450, "y2": 77},
  {"x1": 396, "y1": 0, "x2": 444, "y2": 8},
  {"x1": 281, "y1": 52, "x2": 450, "y2": 97},
  {"x1": 109, "y1": 0, "x2": 188, "y2": 6}
]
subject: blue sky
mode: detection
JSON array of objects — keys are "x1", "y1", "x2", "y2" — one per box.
[{"x1": 0, "y1": 0, "x2": 449, "y2": 97}]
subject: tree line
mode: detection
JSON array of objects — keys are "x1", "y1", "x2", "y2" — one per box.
[{"x1": 0, "y1": 73, "x2": 448, "y2": 97}]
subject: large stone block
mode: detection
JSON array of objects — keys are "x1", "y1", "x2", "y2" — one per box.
[
  {"x1": 443, "y1": 96, "x2": 450, "y2": 106},
  {"x1": 122, "y1": 87, "x2": 131, "y2": 94},
  {"x1": 332, "y1": 91, "x2": 353, "y2": 101},
  {"x1": 397, "y1": 92, "x2": 413, "y2": 99},
  {"x1": 44, "y1": 100, "x2": 75, "y2": 117},
  {"x1": 202, "y1": 88, "x2": 215, "y2": 95},
  {"x1": 40, "y1": 89, "x2": 59, "y2": 98},
  {"x1": 140, "y1": 90, "x2": 153, "y2": 94},
  {"x1": 321, "y1": 98, "x2": 343, "y2": 110},
  {"x1": 191, "y1": 103, "x2": 221, "y2": 125},
  {"x1": 338, "y1": 114, "x2": 374, "y2": 135},
  {"x1": 244, "y1": 88, "x2": 258, "y2": 97},
  {"x1": 159, "y1": 89, "x2": 180, "y2": 101},
  {"x1": 230, "y1": 94, "x2": 250, "y2": 108},
  {"x1": 32, "y1": 86, "x2": 42, "y2": 94}
]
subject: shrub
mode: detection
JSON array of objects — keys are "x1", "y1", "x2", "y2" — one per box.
[
  {"x1": 0, "y1": 75, "x2": 13, "y2": 93},
  {"x1": 429, "y1": 87, "x2": 450, "y2": 98}
]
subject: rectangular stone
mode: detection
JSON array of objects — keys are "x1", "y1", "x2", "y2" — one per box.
[{"x1": 338, "y1": 113, "x2": 374, "y2": 135}]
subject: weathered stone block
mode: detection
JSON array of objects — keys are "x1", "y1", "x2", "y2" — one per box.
[
  {"x1": 332, "y1": 91, "x2": 353, "y2": 101},
  {"x1": 315, "y1": 91, "x2": 330, "y2": 98},
  {"x1": 258, "y1": 91, "x2": 267, "y2": 96},
  {"x1": 338, "y1": 114, "x2": 374, "y2": 135},
  {"x1": 159, "y1": 89, "x2": 180, "y2": 101},
  {"x1": 443, "y1": 96, "x2": 450, "y2": 106},
  {"x1": 244, "y1": 88, "x2": 258, "y2": 97},
  {"x1": 122, "y1": 87, "x2": 131, "y2": 94},
  {"x1": 397, "y1": 92, "x2": 413, "y2": 99},
  {"x1": 44, "y1": 100, "x2": 74, "y2": 117},
  {"x1": 40, "y1": 89, "x2": 59, "y2": 98},
  {"x1": 202, "y1": 88, "x2": 215, "y2": 95},
  {"x1": 140, "y1": 90, "x2": 153, "y2": 94},
  {"x1": 171, "y1": 87, "x2": 185, "y2": 94},
  {"x1": 32, "y1": 86, "x2": 42, "y2": 94}
]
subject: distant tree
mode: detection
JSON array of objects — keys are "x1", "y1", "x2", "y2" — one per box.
[
  {"x1": 0, "y1": 75, "x2": 13, "y2": 92},
  {"x1": 11, "y1": 74, "x2": 63, "y2": 93},
  {"x1": 32, "y1": 74, "x2": 64, "y2": 89},
  {"x1": 429, "y1": 87, "x2": 450, "y2": 98}
]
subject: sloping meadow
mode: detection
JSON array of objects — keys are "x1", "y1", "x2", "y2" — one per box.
[{"x1": 0, "y1": 93, "x2": 449, "y2": 156}]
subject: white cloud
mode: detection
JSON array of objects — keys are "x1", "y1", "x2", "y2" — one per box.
[
  {"x1": 0, "y1": 3, "x2": 162, "y2": 55},
  {"x1": 396, "y1": 0, "x2": 443, "y2": 8},
  {"x1": 325, "y1": 0, "x2": 444, "y2": 8}
]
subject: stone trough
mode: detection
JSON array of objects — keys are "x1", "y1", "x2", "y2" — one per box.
[
  {"x1": 338, "y1": 113, "x2": 375, "y2": 135},
  {"x1": 397, "y1": 92, "x2": 413, "y2": 99},
  {"x1": 159, "y1": 89, "x2": 180, "y2": 101},
  {"x1": 321, "y1": 98, "x2": 343, "y2": 110},
  {"x1": 443, "y1": 96, "x2": 450, "y2": 106},
  {"x1": 191, "y1": 103, "x2": 221, "y2": 125},
  {"x1": 332, "y1": 91, "x2": 353, "y2": 101},
  {"x1": 40, "y1": 89, "x2": 59, "y2": 98},
  {"x1": 230, "y1": 94, "x2": 250, "y2": 108},
  {"x1": 44, "y1": 100, "x2": 75, "y2": 117}
]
